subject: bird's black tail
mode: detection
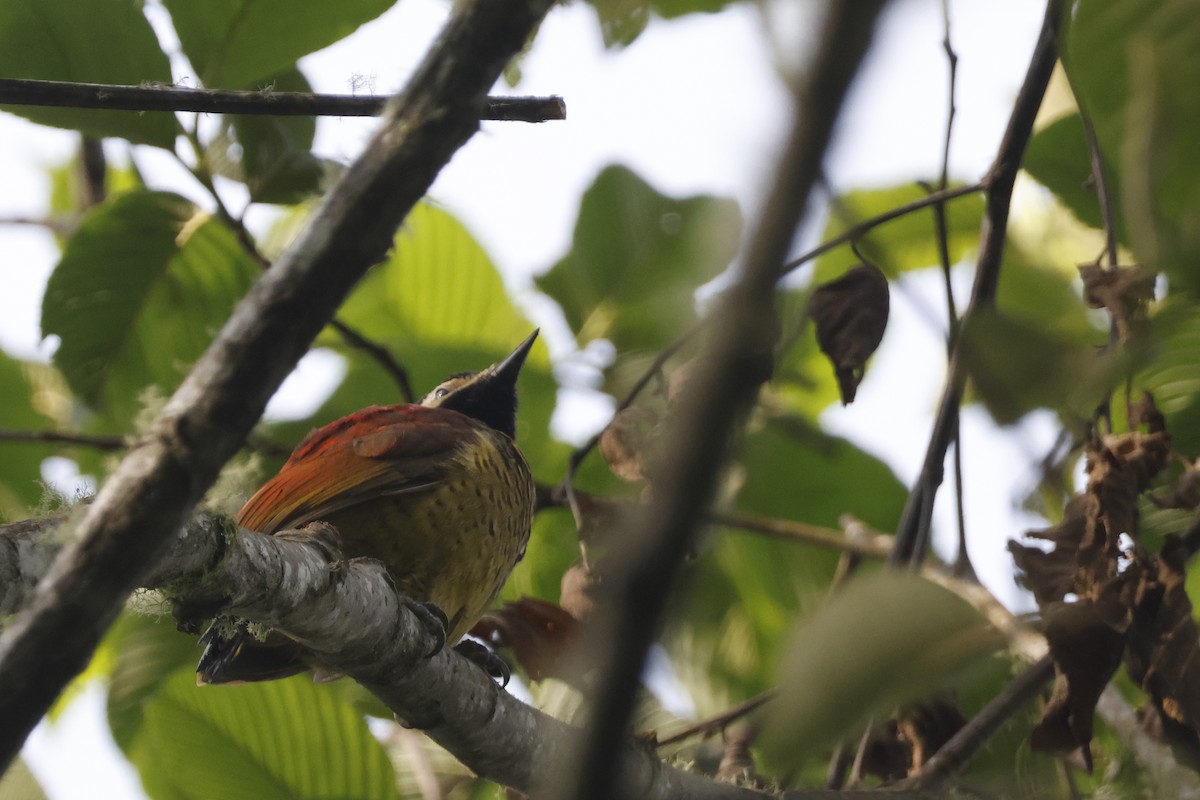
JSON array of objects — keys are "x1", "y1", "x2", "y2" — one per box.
[{"x1": 196, "y1": 620, "x2": 307, "y2": 684}]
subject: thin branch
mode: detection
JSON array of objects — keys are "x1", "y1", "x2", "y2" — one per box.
[
  {"x1": 0, "y1": 77, "x2": 565, "y2": 123},
  {"x1": 0, "y1": 428, "x2": 126, "y2": 451},
  {"x1": 0, "y1": 215, "x2": 79, "y2": 235},
  {"x1": 1079, "y1": 109, "x2": 1118, "y2": 268},
  {"x1": 0, "y1": 426, "x2": 291, "y2": 460},
  {"x1": 654, "y1": 690, "x2": 776, "y2": 748},
  {"x1": 329, "y1": 319, "x2": 417, "y2": 403},
  {"x1": 778, "y1": 182, "x2": 984, "y2": 279},
  {"x1": 931, "y1": 0, "x2": 975, "y2": 581},
  {"x1": 0, "y1": 0, "x2": 558, "y2": 770},
  {"x1": 712, "y1": 511, "x2": 894, "y2": 559},
  {"x1": 560, "y1": 321, "x2": 701, "y2": 541},
  {"x1": 896, "y1": 656, "x2": 1055, "y2": 790},
  {"x1": 563, "y1": 5, "x2": 892, "y2": 799},
  {"x1": 890, "y1": 0, "x2": 1063, "y2": 566},
  {"x1": 178, "y1": 131, "x2": 419, "y2": 404}
]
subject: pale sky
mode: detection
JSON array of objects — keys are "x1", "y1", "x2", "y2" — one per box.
[{"x1": 2, "y1": 1, "x2": 1051, "y2": 796}]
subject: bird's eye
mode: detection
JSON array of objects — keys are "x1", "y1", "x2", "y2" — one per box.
[{"x1": 434, "y1": 387, "x2": 450, "y2": 399}]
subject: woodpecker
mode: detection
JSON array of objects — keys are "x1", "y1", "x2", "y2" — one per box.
[{"x1": 197, "y1": 332, "x2": 539, "y2": 684}]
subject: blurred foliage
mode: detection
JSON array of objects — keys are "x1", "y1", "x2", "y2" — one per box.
[
  {"x1": 1064, "y1": 0, "x2": 1200, "y2": 296},
  {"x1": 5, "y1": 0, "x2": 1200, "y2": 797},
  {"x1": 0, "y1": 0, "x2": 174, "y2": 145},
  {"x1": 160, "y1": 0, "x2": 393, "y2": 89}
]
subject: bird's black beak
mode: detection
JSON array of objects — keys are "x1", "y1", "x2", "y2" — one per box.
[{"x1": 491, "y1": 329, "x2": 539, "y2": 386}]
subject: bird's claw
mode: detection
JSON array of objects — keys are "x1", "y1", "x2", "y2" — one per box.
[
  {"x1": 402, "y1": 599, "x2": 448, "y2": 658},
  {"x1": 454, "y1": 640, "x2": 511, "y2": 686}
]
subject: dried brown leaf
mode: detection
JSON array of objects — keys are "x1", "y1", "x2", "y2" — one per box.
[
  {"x1": 560, "y1": 563, "x2": 598, "y2": 621},
  {"x1": 1010, "y1": 495, "x2": 1089, "y2": 605},
  {"x1": 1124, "y1": 536, "x2": 1200, "y2": 771},
  {"x1": 808, "y1": 263, "x2": 889, "y2": 404},
  {"x1": 471, "y1": 597, "x2": 579, "y2": 682},
  {"x1": 1078, "y1": 263, "x2": 1155, "y2": 341},
  {"x1": 599, "y1": 406, "x2": 659, "y2": 481},
  {"x1": 1031, "y1": 599, "x2": 1129, "y2": 771}
]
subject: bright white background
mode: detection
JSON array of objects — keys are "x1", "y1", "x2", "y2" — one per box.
[{"x1": 0, "y1": 1, "x2": 1053, "y2": 796}]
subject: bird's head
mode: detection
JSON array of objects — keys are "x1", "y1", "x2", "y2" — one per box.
[{"x1": 420, "y1": 330, "x2": 539, "y2": 439}]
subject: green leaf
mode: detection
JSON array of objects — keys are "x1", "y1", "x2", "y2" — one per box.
[
  {"x1": 959, "y1": 308, "x2": 1119, "y2": 425},
  {"x1": 41, "y1": 191, "x2": 259, "y2": 423},
  {"x1": 1023, "y1": 114, "x2": 1128, "y2": 246},
  {"x1": 0, "y1": 354, "x2": 59, "y2": 518},
  {"x1": 162, "y1": 0, "x2": 394, "y2": 88},
  {"x1": 0, "y1": 0, "x2": 174, "y2": 146},
  {"x1": 1132, "y1": 301, "x2": 1200, "y2": 456},
  {"x1": 1065, "y1": 0, "x2": 1200, "y2": 295},
  {"x1": 127, "y1": 670, "x2": 400, "y2": 800},
  {"x1": 106, "y1": 612, "x2": 203, "y2": 751},
  {"x1": 230, "y1": 67, "x2": 327, "y2": 204},
  {"x1": 535, "y1": 165, "x2": 741, "y2": 353},
  {"x1": 585, "y1": 0, "x2": 740, "y2": 48},
  {"x1": 812, "y1": 184, "x2": 985, "y2": 284},
  {"x1": 995, "y1": 242, "x2": 1101, "y2": 341},
  {"x1": 760, "y1": 571, "x2": 1001, "y2": 769},
  {"x1": 666, "y1": 423, "x2": 908, "y2": 700}
]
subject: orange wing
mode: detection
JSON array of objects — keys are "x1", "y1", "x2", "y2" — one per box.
[{"x1": 237, "y1": 404, "x2": 479, "y2": 533}]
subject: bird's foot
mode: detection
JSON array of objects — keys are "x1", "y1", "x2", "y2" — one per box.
[
  {"x1": 454, "y1": 640, "x2": 511, "y2": 687},
  {"x1": 402, "y1": 599, "x2": 448, "y2": 657}
]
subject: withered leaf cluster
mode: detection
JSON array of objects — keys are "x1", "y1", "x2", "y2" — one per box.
[
  {"x1": 1009, "y1": 394, "x2": 1200, "y2": 771},
  {"x1": 472, "y1": 565, "x2": 594, "y2": 683},
  {"x1": 808, "y1": 263, "x2": 890, "y2": 405}
]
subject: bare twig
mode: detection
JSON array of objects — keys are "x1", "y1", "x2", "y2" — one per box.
[
  {"x1": 712, "y1": 511, "x2": 894, "y2": 559},
  {"x1": 179, "y1": 132, "x2": 418, "y2": 404},
  {"x1": 329, "y1": 319, "x2": 417, "y2": 404},
  {"x1": 778, "y1": 182, "x2": 983, "y2": 278},
  {"x1": 931, "y1": 0, "x2": 975, "y2": 581},
  {"x1": 896, "y1": 656, "x2": 1055, "y2": 790},
  {"x1": 0, "y1": 0, "x2": 557, "y2": 769},
  {"x1": 560, "y1": 322, "x2": 701, "y2": 539},
  {"x1": 654, "y1": 691, "x2": 777, "y2": 748},
  {"x1": 0, "y1": 428, "x2": 126, "y2": 452},
  {"x1": 562, "y1": 5, "x2": 892, "y2": 799},
  {"x1": 1079, "y1": 109, "x2": 1118, "y2": 268},
  {"x1": 0, "y1": 215, "x2": 79, "y2": 235},
  {"x1": 0, "y1": 77, "x2": 565, "y2": 123},
  {"x1": 890, "y1": 0, "x2": 1063, "y2": 566}
]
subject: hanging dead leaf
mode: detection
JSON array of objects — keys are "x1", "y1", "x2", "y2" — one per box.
[
  {"x1": 1078, "y1": 263, "x2": 1155, "y2": 341},
  {"x1": 1031, "y1": 598, "x2": 1129, "y2": 771},
  {"x1": 471, "y1": 597, "x2": 580, "y2": 682},
  {"x1": 1010, "y1": 495, "x2": 1089, "y2": 606},
  {"x1": 599, "y1": 406, "x2": 659, "y2": 481},
  {"x1": 1124, "y1": 536, "x2": 1200, "y2": 771},
  {"x1": 808, "y1": 263, "x2": 889, "y2": 404},
  {"x1": 560, "y1": 563, "x2": 599, "y2": 621}
]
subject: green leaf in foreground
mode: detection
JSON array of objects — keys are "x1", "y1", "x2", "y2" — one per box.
[
  {"x1": 959, "y1": 308, "x2": 1121, "y2": 426},
  {"x1": 0, "y1": 0, "x2": 174, "y2": 146},
  {"x1": 812, "y1": 183, "x2": 984, "y2": 284},
  {"x1": 128, "y1": 670, "x2": 400, "y2": 800},
  {"x1": 1065, "y1": 0, "x2": 1200, "y2": 295},
  {"x1": 536, "y1": 165, "x2": 741, "y2": 353},
  {"x1": 162, "y1": 0, "x2": 393, "y2": 89},
  {"x1": 1023, "y1": 114, "x2": 1128, "y2": 247},
  {"x1": 759, "y1": 571, "x2": 1001, "y2": 770},
  {"x1": 41, "y1": 191, "x2": 259, "y2": 423}
]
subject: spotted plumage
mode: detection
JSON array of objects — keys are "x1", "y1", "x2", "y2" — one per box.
[{"x1": 197, "y1": 333, "x2": 538, "y2": 684}]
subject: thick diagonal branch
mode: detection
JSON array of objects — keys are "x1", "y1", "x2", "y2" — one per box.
[
  {"x1": 0, "y1": 0, "x2": 556, "y2": 770},
  {"x1": 890, "y1": 0, "x2": 1063, "y2": 565},
  {"x1": 562, "y1": 4, "x2": 891, "y2": 799}
]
